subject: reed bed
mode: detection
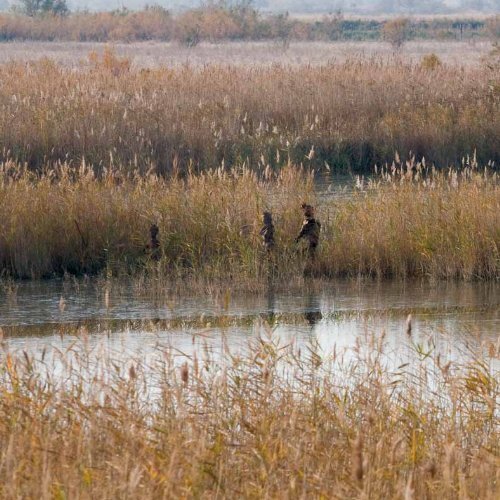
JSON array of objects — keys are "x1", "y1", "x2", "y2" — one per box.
[
  {"x1": 0, "y1": 160, "x2": 498, "y2": 280},
  {"x1": 0, "y1": 56, "x2": 498, "y2": 173},
  {"x1": 0, "y1": 329, "x2": 497, "y2": 498}
]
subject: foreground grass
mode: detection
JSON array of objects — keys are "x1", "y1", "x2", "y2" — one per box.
[
  {"x1": 0, "y1": 56, "x2": 498, "y2": 173},
  {"x1": 0, "y1": 160, "x2": 498, "y2": 281},
  {"x1": 0, "y1": 328, "x2": 498, "y2": 498}
]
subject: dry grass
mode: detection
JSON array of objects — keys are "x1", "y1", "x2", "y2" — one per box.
[
  {"x1": 0, "y1": 40, "x2": 493, "y2": 68},
  {"x1": 322, "y1": 159, "x2": 500, "y2": 279},
  {"x1": 0, "y1": 160, "x2": 498, "y2": 281},
  {"x1": 0, "y1": 56, "x2": 498, "y2": 173},
  {"x1": 0, "y1": 328, "x2": 497, "y2": 498}
]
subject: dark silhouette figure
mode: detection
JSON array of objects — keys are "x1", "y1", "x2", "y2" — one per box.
[
  {"x1": 259, "y1": 211, "x2": 275, "y2": 253},
  {"x1": 304, "y1": 290, "x2": 322, "y2": 326},
  {"x1": 295, "y1": 203, "x2": 321, "y2": 260},
  {"x1": 263, "y1": 277, "x2": 277, "y2": 326},
  {"x1": 146, "y1": 223, "x2": 161, "y2": 261}
]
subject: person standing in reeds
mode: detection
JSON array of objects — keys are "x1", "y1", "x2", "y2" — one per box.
[
  {"x1": 295, "y1": 203, "x2": 321, "y2": 260},
  {"x1": 259, "y1": 211, "x2": 275, "y2": 253},
  {"x1": 146, "y1": 223, "x2": 161, "y2": 261}
]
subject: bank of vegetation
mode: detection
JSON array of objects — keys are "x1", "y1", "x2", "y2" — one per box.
[
  {"x1": 0, "y1": 6, "x2": 497, "y2": 44},
  {"x1": 0, "y1": 57, "x2": 498, "y2": 174},
  {"x1": 0, "y1": 161, "x2": 498, "y2": 281},
  {"x1": 0, "y1": 330, "x2": 497, "y2": 498}
]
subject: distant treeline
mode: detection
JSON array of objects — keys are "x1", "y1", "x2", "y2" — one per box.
[{"x1": 0, "y1": 7, "x2": 498, "y2": 43}]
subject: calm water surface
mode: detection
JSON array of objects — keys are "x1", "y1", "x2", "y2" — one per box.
[{"x1": 1, "y1": 279, "x2": 498, "y2": 367}]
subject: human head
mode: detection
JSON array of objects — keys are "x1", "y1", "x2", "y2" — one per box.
[
  {"x1": 150, "y1": 223, "x2": 159, "y2": 239},
  {"x1": 301, "y1": 203, "x2": 315, "y2": 218},
  {"x1": 263, "y1": 211, "x2": 273, "y2": 224}
]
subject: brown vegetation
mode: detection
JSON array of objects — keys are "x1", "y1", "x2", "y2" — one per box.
[
  {"x1": 0, "y1": 329, "x2": 497, "y2": 498},
  {"x1": 0, "y1": 8, "x2": 495, "y2": 43},
  {"x1": 0, "y1": 161, "x2": 498, "y2": 281},
  {"x1": 382, "y1": 17, "x2": 410, "y2": 49},
  {"x1": 0, "y1": 56, "x2": 498, "y2": 174}
]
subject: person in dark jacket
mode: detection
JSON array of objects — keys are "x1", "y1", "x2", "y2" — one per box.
[
  {"x1": 295, "y1": 203, "x2": 321, "y2": 259},
  {"x1": 259, "y1": 211, "x2": 275, "y2": 253},
  {"x1": 146, "y1": 223, "x2": 161, "y2": 261}
]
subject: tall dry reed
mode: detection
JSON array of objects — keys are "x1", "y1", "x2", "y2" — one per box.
[
  {"x1": 0, "y1": 160, "x2": 498, "y2": 280},
  {"x1": 0, "y1": 56, "x2": 497, "y2": 173},
  {"x1": 0, "y1": 330, "x2": 497, "y2": 498}
]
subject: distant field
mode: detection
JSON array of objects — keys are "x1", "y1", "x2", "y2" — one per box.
[{"x1": 0, "y1": 40, "x2": 493, "y2": 67}]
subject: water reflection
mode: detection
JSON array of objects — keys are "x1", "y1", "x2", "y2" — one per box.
[
  {"x1": 264, "y1": 278, "x2": 277, "y2": 326},
  {"x1": 314, "y1": 172, "x2": 360, "y2": 202},
  {"x1": 0, "y1": 279, "x2": 498, "y2": 368},
  {"x1": 303, "y1": 288, "x2": 323, "y2": 327}
]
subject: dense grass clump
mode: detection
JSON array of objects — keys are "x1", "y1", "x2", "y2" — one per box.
[
  {"x1": 0, "y1": 160, "x2": 498, "y2": 280},
  {"x1": 0, "y1": 330, "x2": 497, "y2": 498},
  {"x1": 0, "y1": 57, "x2": 498, "y2": 173}
]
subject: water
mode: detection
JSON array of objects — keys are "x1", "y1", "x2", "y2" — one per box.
[
  {"x1": 314, "y1": 172, "x2": 360, "y2": 201},
  {"x1": 1, "y1": 279, "x2": 498, "y2": 367}
]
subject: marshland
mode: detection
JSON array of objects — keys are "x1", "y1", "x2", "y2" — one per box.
[
  {"x1": 0, "y1": 53, "x2": 498, "y2": 172},
  {"x1": 0, "y1": 4, "x2": 499, "y2": 498}
]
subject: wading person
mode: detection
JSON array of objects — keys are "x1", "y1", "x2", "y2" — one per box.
[
  {"x1": 295, "y1": 203, "x2": 321, "y2": 260},
  {"x1": 146, "y1": 223, "x2": 161, "y2": 261},
  {"x1": 259, "y1": 211, "x2": 275, "y2": 253}
]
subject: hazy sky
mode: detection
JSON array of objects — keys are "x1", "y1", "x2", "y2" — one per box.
[
  {"x1": 1, "y1": 0, "x2": 494, "y2": 13},
  {"x1": 62, "y1": 1, "x2": 460, "y2": 9}
]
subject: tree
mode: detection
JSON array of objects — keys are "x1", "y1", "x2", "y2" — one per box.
[
  {"x1": 485, "y1": 15, "x2": 500, "y2": 41},
  {"x1": 16, "y1": 0, "x2": 69, "y2": 17},
  {"x1": 382, "y1": 17, "x2": 410, "y2": 49},
  {"x1": 273, "y1": 11, "x2": 292, "y2": 49}
]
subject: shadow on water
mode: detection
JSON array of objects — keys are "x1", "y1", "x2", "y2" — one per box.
[
  {"x1": 264, "y1": 275, "x2": 277, "y2": 327},
  {"x1": 264, "y1": 275, "x2": 323, "y2": 328},
  {"x1": 303, "y1": 285, "x2": 323, "y2": 327}
]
